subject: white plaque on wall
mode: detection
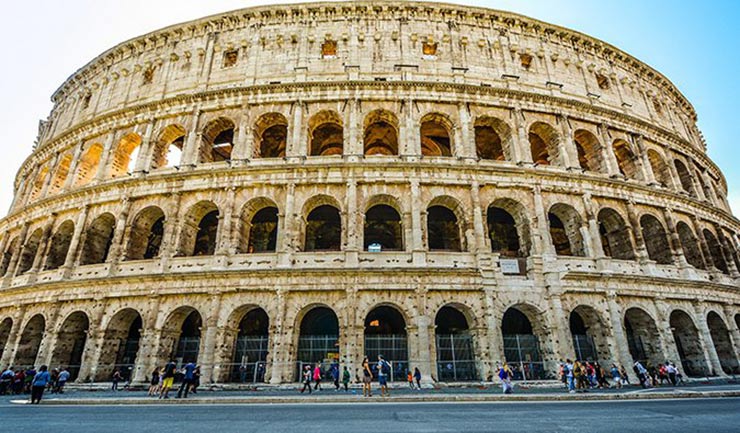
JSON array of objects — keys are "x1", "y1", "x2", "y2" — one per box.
[{"x1": 500, "y1": 258, "x2": 520, "y2": 274}]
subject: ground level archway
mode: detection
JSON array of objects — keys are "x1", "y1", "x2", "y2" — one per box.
[{"x1": 435, "y1": 306, "x2": 477, "y2": 381}]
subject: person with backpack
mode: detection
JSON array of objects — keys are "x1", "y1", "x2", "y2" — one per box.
[
  {"x1": 159, "y1": 359, "x2": 176, "y2": 399},
  {"x1": 341, "y1": 365, "x2": 351, "y2": 391},
  {"x1": 30, "y1": 365, "x2": 51, "y2": 404},
  {"x1": 377, "y1": 355, "x2": 391, "y2": 397}
]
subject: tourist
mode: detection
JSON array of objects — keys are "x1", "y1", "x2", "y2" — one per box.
[
  {"x1": 362, "y1": 356, "x2": 373, "y2": 397},
  {"x1": 49, "y1": 368, "x2": 59, "y2": 393},
  {"x1": 159, "y1": 359, "x2": 176, "y2": 399},
  {"x1": 610, "y1": 364, "x2": 622, "y2": 389},
  {"x1": 377, "y1": 355, "x2": 390, "y2": 397},
  {"x1": 331, "y1": 362, "x2": 340, "y2": 391},
  {"x1": 24, "y1": 367, "x2": 36, "y2": 393},
  {"x1": 658, "y1": 363, "x2": 669, "y2": 385},
  {"x1": 414, "y1": 367, "x2": 422, "y2": 390},
  {"x1": 30, "y1": 365, "x2": 51, "y2": 404},
  {"x1": 665, "y1": 362, "x2": 677, "y2": 386},
  {"x1": 112, "y1": 368, "x2": 122, "y2": 391},
  {"x1": 342, "y1": 365, "x2": 350, "y2": 391},
  {"x1": 673, "y1": 363, "x2": 684, "y2": 385},
  {"x1": 313, "y1": 362, "x2": 322, "y2": 391},
  {"x1": 148, "y1": 367, "x2": 160, "y2": 396},
  {"x1": 634, "y1": 361, "x2": 649, "y2": 388},
  {"x1": 0, "y1": 366, "x2": 13, "y2": 395},
  {"x1": 176, "y1": 361, "x2": 196, "y2": 398},
  {"x1": 595, "y1": 362, "x2": 610, "y2": 388},
  {"x1": 407, "y1": 370, "x2": 414, "y2": 389},
  {"x1": 498, "y1": 363, "x2": 513, "y2": 394},
  {"x1": 12, "y1": 369, "x2": 25, "y2": 395},
  {"x1": 564, "y1": 359, "x2": 575, "y2": 393},
  {"x1": 56, "y1": 368, "x2": 70, "y2": 394},
  {"x1": 619, "y1": 365, "x2": 630, "y2": 385},
  {"x1": 191, "y1": 365, "x2": 201, "y2": 394},
  {"x1": 300, "y1": 365, "x2": 312, "y2": 394},
  {"x1": 239, "y1": 365, "x2": 247, "y2": 383}
]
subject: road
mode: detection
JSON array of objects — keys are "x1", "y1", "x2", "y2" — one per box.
[{"x1": 1, "y1": 397, "x2": 739, "y2": 433}]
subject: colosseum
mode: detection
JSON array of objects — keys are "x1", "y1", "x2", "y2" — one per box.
[{"x1": 0, "y1": 1, "x2": 738, "y2": 386}]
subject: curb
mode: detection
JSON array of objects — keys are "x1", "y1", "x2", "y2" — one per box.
[{"x1": 10, "y1": 390, "x2": 740, "y2": 405}]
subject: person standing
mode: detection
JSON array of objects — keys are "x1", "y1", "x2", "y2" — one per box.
[
  {"x1": 610, "y1": 364, "x2": 622, "y2": 389},
  {"x1": 498, "y1": 363, "x2": 513, "y2": 394},
  {"x1": 300, "y1": 365, "x2": 312, "y2": 394},
  {"x1": 634, "y1": 361, "x2": 649, "y2": 388},
  {"x1": 362, "y1": 356, "x2": 373, "y2": 397},
  {"x1": 30, "y1": 365, "x2": 51, "y2": 404},
  {"x1": 331, "y1": 363, "x2": 340, "y2": 391},
  {"x1": 619, "y1": 365, "x2": 630, "y2": 385},
  {"x1": 665, "y1": 362, "x2": 677, "y2": 386},
  {"x1": 0, "y1": 366, "x2": 13, "y2": 395},
  {"x1": 176, "y1": 361, "x2": 196, "y2": 398},
  {"x1": 564, "y1": 359, "x2": 575, "y2": 393},
  {"x1": 342, "y1": 365, "x2": 351, "y2": 391},
  {"x1": 112, "y1": 368, "x2": 122, "y2": 391},
  {"x1": 159, "y1": 359, "x2": 176, "y2": 399},
  {"x1": 148, "y1": 367, "x2": 160, "y2": 396},
  {"x1": 414, "y1": 367, "x2": 422, "y2": 390},
  {"x1": 313, "y1": 363, "x2": 322, "y2": 391},
  {"x1": 56, "y1": 368, "x2": 70, "y2": 394},
  {"x1": 407, "y1": 370, "x2": 414, "y2": 389},
  {"x1": 377, "y1": 355, "x2": 390, "y2": 397}
]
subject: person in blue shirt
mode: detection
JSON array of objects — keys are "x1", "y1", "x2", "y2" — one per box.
[
  {"x1": 30, "y1": 365, "x2": 51, "y2": 404},
  {"x1": 176, "y1": 362, "x2": 196, "y2": 399}
]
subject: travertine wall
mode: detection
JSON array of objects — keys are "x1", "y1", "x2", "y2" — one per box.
[{"x1": 0, "y1": 1, "x2": 738, "y2": 384}]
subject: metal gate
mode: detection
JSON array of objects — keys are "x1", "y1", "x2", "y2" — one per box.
[
  {"x1": 231, "y1": 335, "x2": 269, "y2": 382},
  {"x1": 296, "y1": 335, "x2": 339, "y2": 381},
  {"x1": 364, "y1": 334, "x2": 408, "y2": 381},
  {"x1": 436, "y1": 333, "x2": 477, "y2": 381},
  {"x1": 502, "y1": 334, "x2": 547, "y2": 380},
  {"x1": 174, "y1": 336, "x2": 200, "y2": 365},
  {"x1": 571, "y1": 334, "x2": 597, "y2": 361}
]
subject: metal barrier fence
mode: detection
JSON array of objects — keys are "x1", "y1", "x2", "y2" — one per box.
[{"x1": 436, "y1": 333, "x2": 477, "y2": 381}]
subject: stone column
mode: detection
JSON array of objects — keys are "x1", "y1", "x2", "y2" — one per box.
[
  {"x1": 77, "y1": 304, "x2": 107, "y2": 382},
  {"x1": 133, "y1": 296, "x2": 162, "y2": 383},
  {"x1": 35, "y1": 305, "x2": 61, "y2": 367},
  {"x1": 160, "y1": 193, "x2": 183, "y2": 260},
  {"x1": 605, "y1": 292, "x2": 634, "y2": 369},
  {"x1": 715, "y1": 226, "x2": 740, "y2": 278},
  {"x1": 470, "y1": 181, "x2": 487, "y2": 254},
  {"x1": 198, "y1": 294, "x2": 222, "y2": 384},
  {"x1": 277, "y1": 183, "x2": 296, "y2": 267},
  {"x1": 62, "y1": 141, "x2": 85, "y2": 192},
  {"x1": 230, "y1": 112, "x2": 251, "y2": 163},
  {"x1": 693, "y1": 303, "x2": 725, "y2": 377},
  {"x1": 722, "y1": 305, "x2": 740, "y2": 363},
  {"x1": 691, "y1": 216, "x2": 717, "y2": 272},
  {"x1": 345, "y1": 178, "x2": 360, "y2": 264},
  {"x1": 39, "y1": 153, "x2": 62, "y2": 198},
  {"x1": 105, "y1": 198, "x2": 132, "y2": 267},
  {"x1": 582, "y1": 193, "x2": 605, "y2": 259},
  {"x1": 216, "y1": 188, "x2": 237, "y2": 256},
  {"x1": 597, "y1": 123, "x2": 621, "y2": 177},
  {"x1": 94, "y1": 132, "x2": 117, "y2": 181},
  {"x1": 511, "y1": 108, "x2": 529, "y2": 164},
  {"x1": 4, "y1": 222, "x2": 30, "y2": 283},
  {"x1": 268, "y1": 289, "x2": 288, "y2": 383},
  {"x1": 62, "y1": 206, "x2": 89, "y2": 276},
  {"x1": 409, "y1": 179, "x2": 425, "y2": 264},
  {"x1": 287, "y1": 101, "x2": 306, "y2": 161},
  {"x1": 483, "y1": 288, "x2": 504, "y2": 378},
  {"x1": 345, "y1": 98, "x2": 361, "y2": 158},
  {"x1": 132, "y1": 120, "x2": 156, "y2": 174},
  {"x1": 546, "y1": 293, "x2": 574, "y2": 364},
  {"x1": 557, "y1": 114, "x2": 580, "y2": 170},
  {"x1": 652, "y1": 298, "x2": 682, "y2": 366},
  {"x1": 456, "y1": 103, "x2": 474, "y2": 159},
  {"x1": 30, "y1": 216, "x2": 57, "y2": 276},
  {"x1": 533, "y1": 185, "x2": 554, "y2": 256},
  {"x1": 625, "y1": 201, "x2": 649, "y2": 262},
  {"x1": 0, "y1": 306, "x2": 26, "y2": 367},
  {"x1": 401, "y1": 99, "x2": 420, "y2": 158},
  {"x1": 179, "y1": 108, "x2": 203, "y2": 167}
]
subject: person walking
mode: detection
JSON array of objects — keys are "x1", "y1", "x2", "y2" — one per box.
[
  {"x1": 0, "y1": 366, "x2": 13, "y2": 395},
  {"x1": 300, "y1": 365, "x2": 312, "y2": 394},
  {"x1": 112, "y1": 368, "x2": 122, "y2": 391},
  {"x1": 564, "y1": 359, "x2": 575, "y2": 393},
  {"x1": 331, "y1": 363, "x2": 340, "y2": 391},
  {"x1": 362, "y1": 356, "x2": 373, "y2": 397},
  {"x1": 341, "y1": 365, "x2": 351, "y2": 391},
  {"x1": 498, "y1": 363, "x2": 513, "y2": 394},
  {"x1": 56, "y1": 368, "x2": 70, "y2": 394},
  {"x1": 610, "y1": 364, "x2": 622, "y2": 389},
  {"x1": 313, "y1": 362, "x2": 323, "y2": 391},
  {"x1": 407, "y1": 370, "x2": 414, "y2": 389},
  {"x1": 665, "y1": 362, "x2": 677, "y2": 386},
  {"x1": 619, "y1": 365, "x2": 630, "y2": 385},
  {"x1": 634, "y1": 361, "x2": 649, "y2": 388},
  {"x1": 148, "y1": 367, "x2": 160, "y2": 396},
  {"x1": 176, "y1": 361, "x2": 196, "y2": 399},
  {"x1": 377, "y1": 355, "x2": 390, "y2": 397},
  {"x1": 30, "y1": 365, "x2": 51, "y2": 404},
  {"x1": 159, "y1": 359, "x2": 176, "y2": 399},
  {"x1": 414, "y1": 367, "x2": 422, "y2": 390}
]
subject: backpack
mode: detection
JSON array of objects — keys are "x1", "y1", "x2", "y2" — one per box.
[{"x1": 380, "y1": 360, "x2": 390, "y2": 375}]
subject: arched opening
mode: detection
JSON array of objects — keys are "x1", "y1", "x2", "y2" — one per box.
[
  {"x1": 669, "y1": 310, "x2": 707, "y2": 377},
  {"x1": 573, "y1": 129, "x2": 604, "y2": 173},
  {"x1": 49, "y1": 154, "x2": 72, "y2": 195},
  {"x1": 308, "y1": 111, "x2": 344, "y2": 156},
  {"x1": 677, "y1": 222, "x2": 705, "y2": 269},
  {"x1": 488, "y1": 207, "x2": 520, "y2": 256},
  {"x1": 178, "y1": 201, "x2": 219, "y2": 257},
  {"x1": 109, "y1": 132, "x2": 143, "y2": 177},
  {"x1": 231, "y1": 308, "x2": 269, "y2": 383},
  {"x1": 501, "y1": 306, "x2": 547, "y2": 380},
  {"x1": 15, "y1": 314, "x2": 45, "y2": 369},
  {"x1": 475, "y1": 116, "x2": 511, "y2": 161},
  {"x1": 0, "y1": 318, "x2": 13, "y2": 362},
  {"x1": 44, "y1": 220, "x2": 75, "y2": 270},
  {"x1": 126, "y1": 207, "x2": 165, "y2": 261},
  {"x1": 435, "y1": 306, "x2": 477, "y2": 381},
  {"x1": 707, "y1": 312, "x2": 739, "y2": 374},
  {"x1": 569, "y1": 306, "x2": 610, "y2": 362},
  {"x1": 647, "y1": 149, "x2": 672, "y2": 187},
  {"x1": 420, "y1": 114, "x2": 452, "y2": 157},
  {"x1": 16, "y1": 229, "x2": 43, "y2": 274},
  {"x1": 254, "y1": 113, "x2": 288, "y2": 158},
  {"x1": 548, "y1": 204, "x2": 585, "y2": 256},
  {"x1": 151, "y1": 124, "x2": 186, "y2": 170},
  {"x1": 297, "y1": 306, "x2": 339, "y2": 380},
  {"x1": 703, "y1": 229, "x2": 728, "y2": 274},
  {"x1": 624, "y1": 307, "x2": 661, "y2": 367},
  {"x1": 529, "y1": 122, "x2": 560, "y2": 166},
  {"x1": 365, "y1": 305, "x2": 408, "y2": 380},
  {"x1": 640, "y1": 214, "x2": 673, "y2": 265},
  {"x1": 612, "y1": 139, "x2": 639, "y2": 179},
  {"x1": 363, "y1": 109, "x2": 399, "y2": 155},
  {"x1": 28, "y1": 166, "x2": 49, "y2": 202},
  {"x1": 74, "y1": 142, "x2": 104, "y2": 187},
  {"x1": 427, "y1": 205, "x2": 461, "y2": 251},
  {"x1": 79, "y1": 213, "x2": 116, "y2": 265},
  {"x1": 50, "y1": 311, "x2": 89, "y2": 381},
  {"x1": 695, "y1": 171, "x2": 712, "y2": 202},
  {"x1": 247, "y1": 207, "x2": 279, "y2": 253},
  {"x1": 96, "y1": 309, "x2": 142, "y2": 382},
  {"x1": 199, "y1": 117, "x2": 235, "y2": 163},
  {"x1": 0, "y1": 237, "x2": 17, "y2": 277},
  {"x1": 162, "y1": 309, "x2": 202, "y2": 365},
  {"x1": 304, "y1": 205, "x2": 341, "y2": 251},
  {"x1": 364, "y1": 204, "x2": 403, "y2": 251},
  {"x1": 674, "y1": 159, "x2": 695, "y2": 196},
  {"x1": 597, "y1": 208, "x2": 635, "y2": 260}
]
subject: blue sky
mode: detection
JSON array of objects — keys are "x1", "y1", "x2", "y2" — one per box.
[{"x1": 0, "y1": 1, "x2": 738, "y2": 214}]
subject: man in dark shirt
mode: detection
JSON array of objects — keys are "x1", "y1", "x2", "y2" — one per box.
[
  {"x1": 176, "y1": 362, "x2": 197, "y2": 399},
  {"x1": 159, "y1": 360, "x2": 177, "y2": 399}
]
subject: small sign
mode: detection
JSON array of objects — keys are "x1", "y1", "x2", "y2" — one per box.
[
  {"x1": 368, "y1": 243, "x2": 382, "y2": 253},
  {"x1": 500, "y1": 258, "x2": 520, "y2": 274}
]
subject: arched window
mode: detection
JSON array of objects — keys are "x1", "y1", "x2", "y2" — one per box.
[
  {"x1": 435, "y1": 306, "x2": 477, "y2": 381},
  {"x1": 305, "y1": 205, "x2": 341, "y2": 251},
  {"x1": 647, "y1": 149, "x2": 672, "y2": 187},
  {"x1": 573, "y1": 129, "x2": 604, "y2": 173},
  {"x1": 612, "y1": 139, "x2": 639, "y2": 179},
  {"x1": 16, "y1": 229, "x2": 43, "y2": 274},
  {"x1": 80, "y1": 213, "x2": 116, "y2": 265},
  {"x1": 420, "y1": 114, "x2": 452, "y2": 157},
  {"x1": 28, "y1": 166, "x2": 49, "y2": 202},
  {"x1": 640, "y1": 214, "x2": 672, "y2": 264},
  {"x1": 308, "y1": 111, "x2": 343, "y2": 156},
  {"x1": 529, "y1": 122, "x2": 560, "y2": 166},
  {"x1": 96, "y1": 308, "x2": 142, "y2": 381},
  {"x1": 74, "y1": 142, "x2": 104, "y2": 187},
  {"x1": 475, "y1": 116, "x2": 511, "y2": 161},
  {"x1": 364, "y1": 204, "x2": 403, "y2": 251},
  {"x1": 109, "y1": 132, "x2": 143, "y2": 177},
  {"x1": 569, "y1": 306, "x2": 610, "y2": 362},
  {"x1": 597, "y1": 208, "x2": 635, "y2": 260},
  {"x1": 427, "y1": 206, "x2": 461, "y2": 251},
  {"x1": 702, "y1": 229, "x2": 728, "y2": 274},
  {"x1": 676, "y1": 222, "x2": 705, "y2": 269},
  {"x1": 254, "y1": 113, "x2": 288, "y2": 158},
  {"x1": 230, "y1": 307, "x2": 270, "y2": 382},
  {"x1": 163, "y1": 308, "x2": 202, "y2": 364},
  {"x1": 501, "y1": 305, "x2": 548, "y2": 380},
  {"x1": 179, "y1": 202, "x2": 220, "y2": 257},
  {"x1": 624, "y1": 308, "x2": 661, "y2": 366},
  {"x1": 15, "y1": 314, "x2": 45, "y2": 368},
  {"x1": 126, "y1": 207, "x2": 165, "y2": 261},
  {"x1": 44, "y1": 220, "x2": 75, "y2": 270},
  {"x1": 364, "y1": 305, "x2": 408, "y2": 378},
  {"x1": 151, "y1": 124, "x2": 186, "y2": 170},
  {"x1": 669, "y1": 310, "x2": 707, "y2": 377},
  {"x1": 674, "y1": 159, "x2": 695, "y2": 196},
  {"x1": 199, "y1": 118, "x2": 235, "y2": 163},
  {"x1": 297, "y1": 306, "x2": 339, "y2": 380},
  {"x1": 364, "y1": 110, "x2": 399, "y2": 156},
  {"x1": 51, "y1": 311, "x2": 89, "y2": 380},
  {"x1": 488, "y1": 207, "x2": 520, "y2": 256},
  {"x1": 49, "y1": 154, "x2": 72, "y2": 195},
  {"x1": 707, "y1": 312, "x2": 740, "y2": 374},
  {"x1": 247, "y1": 207, "x2": 279, "y2": 253},
  {"x1": 548, "y1": 204, "x2": 585, "y2": 256}
]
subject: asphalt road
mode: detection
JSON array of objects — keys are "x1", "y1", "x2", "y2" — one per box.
[{"x1": 1, "y1": 398, "x2": 739, "y2": 433}]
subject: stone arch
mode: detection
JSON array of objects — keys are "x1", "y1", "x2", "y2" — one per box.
[
  {"x1": 227, "y1": 306, "x2": 270, "y2": 383},
  {"x1": 308, "y1": 110, "x2": 344, "y2": 156},
  {"x1": 488, "y1": 199, "x2": 531, "y2": 257},
  {"x1": 669, "y1": 309, "x2": 708, "y2": 377},
  {"x1": 420, "y1": 113, "x2": 453, "y2": 157},
  {"x1": 49, "y1": 153, "x2": 73, "y2": 194},
  {"x1": 178, "y1": 201, "x2": 220, "y2": 257},
  {"x1": 707, "y1": 311, "x2": 739, "y2": 374},
  {"x1": 254, "y1": 112, "x2": 288, "y2": 158},
  {"x1": 548, "y1": 203, "x2": 585, "y2": 257},
  {"x1": 296, "y1": 305, "x2": 340, "y2": 379},
  {"x1": 363, "y1": 109, "x2": 399, "y2": 156},
  {"x1": 0, "y1": 317, "x2": 13, "y2": 362},
  {"x1": 364, "y1": 204, "x2": 403, "y2": 251},
  {"x1": 677, "y1": 222, "x2": 705, "y2": 269},
  {"x1": 80, "y1": 212, "x2": 116, "y2": 265},
  {"x1": 501, "y1": 304, "x2": 549, "y2": 380},
  {"x1": 239, "y1": 198, "x2": 279, "y2": 254},
  {"x1": 74, "y1": 142, "x2": 104, "y2": 187},
  {"x1": 199, "y1": 117, "x2": 235, "y2": 163},
  {"x1": 427, "y1": 196, "x2": 464, "y2": 252},
  {"x1": 703, "y1": 229, "x2": 728, "y2": 274},
  {"x1": 569, "y1": 305, "x2": 610, "y2": 362},
  {"x1": 14, "y1": 314, "x2": 45, "y2": 368},
  {"x1": 109, "y1": 132, "x2": 143, "y2": 177},
  {"x1": 126, "y1": 206, "x2": 165, "y2": 260},
  {"x1": 674, "y1": 159, "x2": 695, "y2": 196},
  {"x1": 0, "y1": 237, "x2": 17, "y2": 277},
  {"x1": 161, "y1": 306, "x2": 203, "y2": 364},
  {"x1": 475, "y1": 116, "x2": 513, "y2": 161},
  {"x1": 612, "y1": 139, "x2": 639, "y2": 179},
  {"x1": 597, "y1": 208, "x2": 635, "y2": 260},
  {"x1": 435, "y1": 305, "x2": 478, "y2": 381},
  {"x1": 573, "y1": 129, "x2": 604, "y2": 172},
  {"x1": 640, "y1": 214, "x2": 673, "y2": 264},
  {"x1": 647, "y1": 149, "x2": 671, "y2": 187},
  {"x1": 364, "y1": 304, "x2": 409, "y2": 379},
  {"x1": 96, "y1": 308, "x2": 143, "y2": 381},
  {"x1": 623, "y1": 307, "x2": 661, "y2": 367},
  {"x1": 150, "y1": 124, "x2": 186, "y2": 170},
  {"x1": 694, "y1": 171, "x2": 712, "y2": 202},
  {"x1": 304, "y1": 200, "x2": 342, "y2": 252},
  {"x1": 16, "y1": 228, "x2": 43, "y2": 274},
  {"x1": 28, "y1": 165, "x2": 49, "y2": 202},
  {"x1": 44, "y1": 220, "x2": 75, "y2": 270},
  {"x1": 529, "y1": 122, "x2": 561, "y2": 166},
  {"x1": 50, "y1": 311, "x2": 90, "y2": 380}
]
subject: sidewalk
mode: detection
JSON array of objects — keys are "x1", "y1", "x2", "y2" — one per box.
[{"x1": 5, "y1": 378, "x2": 740, "y2": 405}]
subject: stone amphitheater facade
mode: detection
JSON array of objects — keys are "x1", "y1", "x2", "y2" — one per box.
[{"x1": 0, "y1": 1, "x2": 739, "y2": 385}]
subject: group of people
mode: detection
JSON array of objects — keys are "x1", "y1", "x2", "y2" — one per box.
[
  {"x1": 558, "y1": 359, "x2": 684, "y2": 393},
  {"x1": 147, "y1": 360, "x2": 201, "y2": 399},
  {"x1": 631, "y1": 360, "x2": 684, "y2": 388},
  {"x1": 0, "y1": 365, "x2": 71, "y2": 403}
]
